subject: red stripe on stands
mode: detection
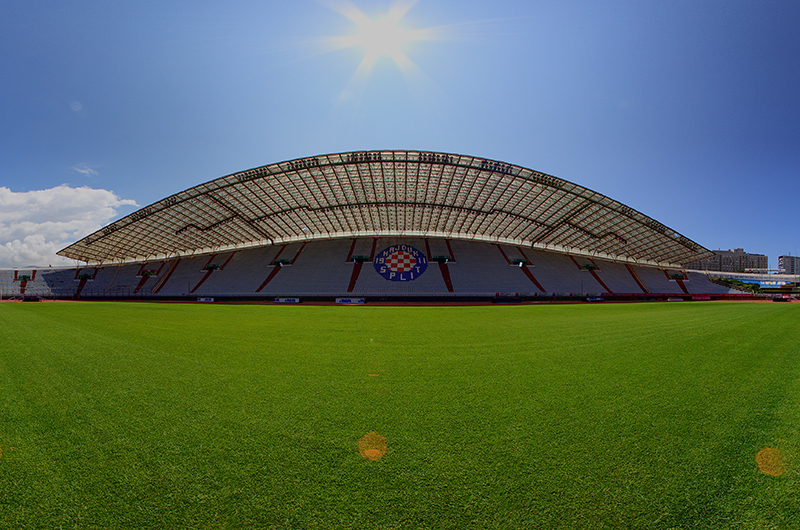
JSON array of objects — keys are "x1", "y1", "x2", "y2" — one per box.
[
  {"x1": 271, "y1": 245, "x2": 287, "y2": 263},
  {"x1": 569, "y1": 255, "x2": 611, "y2": 292},
  {"x1": 290, "y1": 243, "x2": 307, "y2": 263},
  {"x1": 152, "y1": 259, "x2": 180, "y2": 293},
  {"x1": 186, "y1": 254, "x2": 233, "y2": 296},
  {"x1": 496, "y1": 245, "x2": 511, "y2": 264},
  {"x1": 346, "y1": 238, "x2": 357, "y2": 261},
  {"x1": 76, "y1": 278, "x2": 87, "y2": 295},
  {"x1": 625, "y1": 264, "x2": 650, "y2": 293},
  {"x1": 190, "y1": 270, "x2": 214, "y2": 293},
  {"x1": 31, "y1": 270, "x2": 36, "y2": 281},
  {"x1": 256, "y1": 246, "x2": 288, "y2": 292},
  {"x1": 347, "y1": 239, "x2": 377, "y2": 293},
  {"x1": 19, "y1": 281, "x2": 27, "y2": 295},
  {"x1": 589, "y1": 270, "x2": 613, "y2": 293},
  {"x1": 516, "y1": 248, "x2": 547, "y2": 291},
  {"x1": 202, "y1": 254, "x2": 218, "y2": 270},
  {"x1": 663, "y1": 270, "x2": 689, "y2": 294},
  {"x1": 568, "y1": 255, "x2": 583, "y2": 270},
  {"x1": 424, "y1": 238, "x2": 432, "y2": 260},
  {"x1": 439, "y1": 262, "x2": 454, "y2": 292},
  {"x1": 520, "y1": 266, "x2": 547, "y2": 292},
  {"x1": 219, "y1": 252, "x2": 236, "y2": 270},
  {"x1": 347, "y1": 262, "x2": 363, "y2": 292},
  {"x1": 134, "y1": 275, "x2": 150, "y2": 294},
  {"x1": 135, "y1": 261, "x2": 164, "y2": 294},
  {"x1": 256, "y1": 266, "x2": 282, "y2": 292},
  {"x1": 445, "y1": 239, "x2": 455, "y2": 261}
]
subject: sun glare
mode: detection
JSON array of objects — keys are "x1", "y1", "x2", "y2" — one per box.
[
  {"x1": 326, "y1": 1, "x2": 438, "y2": 83},
  {"x1": 350, "y1": 13, "x2": 414, "y2": 66}
]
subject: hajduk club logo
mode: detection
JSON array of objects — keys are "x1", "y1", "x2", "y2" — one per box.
[{"x1": 374, "y1": 245, "x2": 428, "y2": 282}]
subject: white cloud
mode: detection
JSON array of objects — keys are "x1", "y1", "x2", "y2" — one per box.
[
  {"x1": 0, "y1": 185, "x2": 138, "y2": 268},
  {"x1": 72, "y1": 164, "x2": 99, "y2": 177}
]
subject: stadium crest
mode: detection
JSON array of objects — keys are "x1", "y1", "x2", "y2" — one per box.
[{"x1": 374, "y1": 245, "x2": 428, "y2": 281}]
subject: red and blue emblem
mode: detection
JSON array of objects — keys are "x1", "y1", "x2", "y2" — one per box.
[{"x1": 374, "y1": 245, "x2": 428, "y2": 281}]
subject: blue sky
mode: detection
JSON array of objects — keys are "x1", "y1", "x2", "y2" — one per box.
[{"x1": 2, "y1": 0, "x2": 798, "y2": 268}]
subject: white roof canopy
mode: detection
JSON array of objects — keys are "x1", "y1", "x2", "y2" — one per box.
[{"x1": 59, "y1": 150, "x2": 713, "y2": 267}]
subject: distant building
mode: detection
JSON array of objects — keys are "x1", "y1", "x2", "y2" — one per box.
[
  {"x1": 686, "y1": 248, "x2": 768, "y2": 272},
  {"x1": 779, "y1": 255, "x2": 800, "y2": 275}
]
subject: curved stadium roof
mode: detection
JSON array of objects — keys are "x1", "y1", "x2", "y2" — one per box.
[{"x1": 59, "y1": 150, "x2": 713, "y2": 267}]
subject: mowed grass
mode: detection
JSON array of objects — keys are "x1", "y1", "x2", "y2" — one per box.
[{"x1": 0, "y1": 302, "x2": 798, "y2": 529}]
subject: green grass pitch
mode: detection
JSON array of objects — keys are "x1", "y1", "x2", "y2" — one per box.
[{"x1": 1, "y1": 301, "x2": 798, "y2": 529}]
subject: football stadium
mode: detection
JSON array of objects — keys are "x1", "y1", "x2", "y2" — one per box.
[
  {"x1": 0, "y1": 150, "x2": 755, "y2": 301},
  {"x1": 2, "y1": 151, "x2": 798, "y2": 529}
]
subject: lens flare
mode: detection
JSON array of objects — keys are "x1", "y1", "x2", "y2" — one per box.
[
  {"x1": 358, "y1": 431, "x2": 387, "y2": 461},
  {"x1": 756, "y1": 447, "x2": 786, "y2": 476},
  {"x1": 323, "y1": 0, "x2": 441, "y2": 97}
]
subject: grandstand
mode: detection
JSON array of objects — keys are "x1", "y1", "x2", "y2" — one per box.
[{"x1": 2, "y1": 150, "x2": 755, "y2": 301}]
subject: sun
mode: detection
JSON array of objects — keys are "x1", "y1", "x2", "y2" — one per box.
[
  {"x1": 341, "y1": 10, "x2": 417, "y2": 68},
  {"x1": 326, "y1": 1, "x2": 438, "y2": 78}
]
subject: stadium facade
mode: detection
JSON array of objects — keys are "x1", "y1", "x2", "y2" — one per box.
[{"x1": 1, "y1": 150, "x2": 757, "y2": 301}]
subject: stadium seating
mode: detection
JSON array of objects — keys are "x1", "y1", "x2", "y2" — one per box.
[
  {"x1": 348, "y1": 238, "x2": 449, "y2": 295},
  {"x1": 10, "y1": 237, "x2": 751, "y2": 301},
  {"x1": 445, "y1": 241, "x2": 541, "y2": 294},
  {"x1": 0, "y1": 269, "x2": 52, "y2": 298},
  {"x1": 253, "y1": 240, "x2": 355, "y2": 296}
]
